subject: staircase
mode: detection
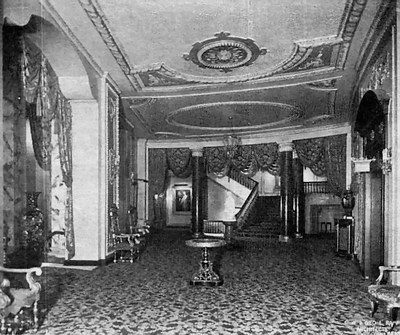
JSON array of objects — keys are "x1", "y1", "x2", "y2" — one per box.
[
  {"x1": 208, "y1": 167, "x2": 281, "y2": 240},
  {"x1": 235, "y1": 196, "x2": 281, "y2": 239}
]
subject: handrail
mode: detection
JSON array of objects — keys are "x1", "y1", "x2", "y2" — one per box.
[
  {"x1": 235, "y1": 182, "x2": 259, "y2": 231},
  {"x1": 227, "y1": 168, "x2": 257, "y2": 190}
]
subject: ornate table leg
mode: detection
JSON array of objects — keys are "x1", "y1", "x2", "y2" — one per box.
[{"x1": 190, "y1": 247, "x2": 223, "y2": 286}]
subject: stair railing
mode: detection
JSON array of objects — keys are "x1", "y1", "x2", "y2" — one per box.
[
  {"x1": 227, "y1": 167, "x2": 257, "y2": 190},
  {"x1": 235, "y1": 181, "x2": 259, "y2": 231}
]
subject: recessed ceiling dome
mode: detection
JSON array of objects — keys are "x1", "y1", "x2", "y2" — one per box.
[{"x1": 166, "y1": 101, "x2": 302, "y2": 131}]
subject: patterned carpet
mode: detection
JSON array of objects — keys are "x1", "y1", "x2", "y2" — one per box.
[{"x1": 24, "y1": 229, "x2": 390, "y2": 334}]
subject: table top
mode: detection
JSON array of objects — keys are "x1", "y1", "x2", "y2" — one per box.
[{"x1": 185, "y1": 238, "x2": 226, "y2": 248}]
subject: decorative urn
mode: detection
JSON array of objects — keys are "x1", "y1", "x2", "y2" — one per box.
[{"x1": 341, "y1": 189, "x2": 355, "y2": 217}]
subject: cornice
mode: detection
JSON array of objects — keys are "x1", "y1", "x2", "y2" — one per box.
[
  {"x1": 145, "y1": 122, "x2": 351, "y2": 149},
  {"x1": 78, "y1": 0, "x2": 143, "y2": 91}
]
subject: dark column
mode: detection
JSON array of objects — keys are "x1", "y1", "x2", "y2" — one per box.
[
  {"x1": 279, "y1": 143, "x2": 294, "y2": 242},
  {"x1": 293, "y1": 150, "x2": 305, "y2": 238},
  {"x1": 191, "y1": 148, "x2": 205, "y2": 238}
]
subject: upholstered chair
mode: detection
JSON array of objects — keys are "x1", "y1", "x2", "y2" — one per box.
[{"x1": 368, "y1": 266, "x2": 400, "y2": 321}]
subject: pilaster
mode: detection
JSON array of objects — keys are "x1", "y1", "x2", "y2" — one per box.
[
  {"x1": 278, "y1": 142, "x2": 294, "y2": 242},
  {"x1": 70, "y1": 100, "x2": 104, "y2": 261}
]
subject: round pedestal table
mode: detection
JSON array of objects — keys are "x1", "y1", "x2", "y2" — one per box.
[{"x1": 185, "y1": 238, "x2": 226, "y2": 286}]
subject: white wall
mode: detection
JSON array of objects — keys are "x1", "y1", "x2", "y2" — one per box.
[{"x1": 207, "y1": 178, "x2": 242, "y2": 221}]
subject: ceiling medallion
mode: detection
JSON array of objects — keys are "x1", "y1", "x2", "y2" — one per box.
[{"x1": 183, "y1": 32, "x2": 268, "y2": 73}]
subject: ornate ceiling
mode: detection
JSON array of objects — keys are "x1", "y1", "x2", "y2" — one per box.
[{"x1": 6, "y1": 0, "x2": 383, "y2": 140}]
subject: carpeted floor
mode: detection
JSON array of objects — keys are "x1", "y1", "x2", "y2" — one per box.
[{"x1": 25, "y1": 229, "x2": 391, "y2": 334}]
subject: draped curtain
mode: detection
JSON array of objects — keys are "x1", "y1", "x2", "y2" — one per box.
[
  {"x1": 325, "y1": 135, "x2": 347, "y2": 196},
  {"x1": 204, "y1": 147, "x2": 229, "y2": 177},
  {"x1": 148, "y1": 149, "x2": 168, "y2": 226},
  {"x1": 166, "y1": 148, "x2": 192, "y2": 178},
  {"x1": 294, "y1": 136, "x2": 347, "y2": 196},
  {"x1": 231, "y1": 145, "x2": 258, "y2": 177},
  {"x1": 205, "y1": 143, "x2": 280, "y2": 177},
  {"x1": 22, "y1": 38, "x2": 75, "y2": 258},
  {"x1": 23, "y1": 42, "x2": 57, "y2": 171},
  {"x1": 294, "y1": 138, "x2": 326, "y2": 177},
  {"x1": 252, "y1": 143, "x2": 280, "y2": 176}
]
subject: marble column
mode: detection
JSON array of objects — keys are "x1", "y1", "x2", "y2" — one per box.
[
  {"x1": 293, "y1": 150, "x2": 305, "y2": 238},
  {"x1": 279, "y1": 143, "x2": 294, "y2": 242},
  {"x1": 191, "y1": 148, "x2": 205, "y2": 238}
]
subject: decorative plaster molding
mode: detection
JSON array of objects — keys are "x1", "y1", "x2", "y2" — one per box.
[
  {"x1": 128, "y1": 98, "x2": 157, "y2": 108},
  {"x1": 278, "y1": 142, "x2": 294, "y2": 152},
  {"x1": 336, "y1": 0, "x2": 368, "y2": 69},
  {"x1": 190, "y1": 148, "x2": 204, "y2": 157},
  {"x1": 78, "y1": 0, "x2": 143, "y2": 91},
  {"x1": 306, "y1": 79, "x2": 338, "y2": 91},
  {"x1": 352, "y1": 158, "x2": 375, "y2": 173},
  {"x1": 328, "y1": 91, "x2": 337, "y2": 115},
  {"x1": 132, "y1": 36, "x2": 341, "y2": 88},
  {"x1": 351, "y1": 2, "x2": 395, "y2": 109},
  {"x1": 122, "y1": 70, "x2": 343, "y2": 99},
  {"x1": 182, "y1": 32, "x2": 268, "y2": 72},
  {"x1": 145, "y1": 122, "x2": 351, "y2": 149},
  {"x1": 165, "y1": 101, "x2": 302, "y2": 131},
  {"x1": 153, "y1": 132, "x2": 183, "y2": 138},
  {"x1": 303, "y1": 114, "x2": 337, "y2": 125}
]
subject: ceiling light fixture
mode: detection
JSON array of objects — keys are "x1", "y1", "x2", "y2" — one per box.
[{"x1": 224, "y1": 115, "x2": 241, "y2": 159}]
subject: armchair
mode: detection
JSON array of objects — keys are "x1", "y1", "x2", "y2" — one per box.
[
  {"x1": 368, "y1": 266, "x2": 400, "y2": 321},
  {"x1": 109, "y1": 205, "x2": 140, "y2": 263},
  {"x1": 0, "y1": 266, "x2": 42, "y2": 333},
  {"x1": 127, "y1": 206, "x2": 150, "y2": 250}
]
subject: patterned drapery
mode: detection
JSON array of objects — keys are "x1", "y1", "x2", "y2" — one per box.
[
  {"x1": 205, "y1": 143, "x2": 280, "y2": 177},
  {"x1": 54, "y1": 92, "x2": 75, "y2": 258},
  {"x1": 231, "y1": 145, "x2": 258, "y2": 177},
  {"x1": 252, "y1": 143, "x2": 280, "y2": 176},
  {"x1": 325, "y1": 135, "x2": 347, "y2": 196},
  {"x1": 294, "y1": 136, "x2": 347, "y2": 196},
  {"x1": 204, "y1": 147, "x2": 229, "y2": 177},
  {"x1": 294, "y1": 138, "x2": 326, "y2": 176},
  {"x1": 22, "y1": 38, "x2": 75, "y2": 259},
  {"x1": 148, "y1": 149, "x2": 168, "y2": 226},
  {"x1": 166, "y1": 148, "x2": 192, "y2": 178}
]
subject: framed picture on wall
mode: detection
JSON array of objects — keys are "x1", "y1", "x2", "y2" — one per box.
[{"x1": 174, "y1": 189, "x2": 191, "y2": 213}]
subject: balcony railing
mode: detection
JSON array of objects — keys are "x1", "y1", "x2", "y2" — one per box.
[{"x1": 303, "y1": 181, "x2": 331, "y2": 194}]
